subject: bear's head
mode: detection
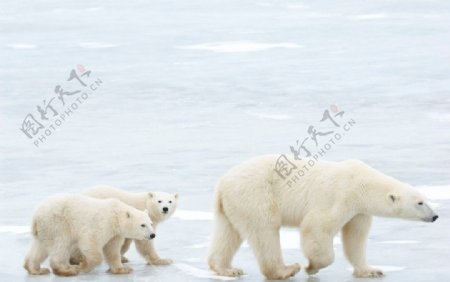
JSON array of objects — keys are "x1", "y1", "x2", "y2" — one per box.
[
  {"x1": 121, "y1": 208, "x2": 155, "y2": 240},
  {"x1": 146, "y1": 191, "x2": 178, "y2": 221},
  {"x1": 355, "y1": 162, "x2": 438, "y2": 223},
  {"x1": 383, "y1": 184, "x2": 438, "y2": 222}
]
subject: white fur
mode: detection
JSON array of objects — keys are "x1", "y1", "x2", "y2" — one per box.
[
  {"x1": 208, "y1": 155, "x2": 438, "y2": 279},
  {"x1": 24, "y1": 194, "x2": 154, "y2": 276},
  {"x1": 83, "y1": 185, "x2": 178, "y2": 265}
]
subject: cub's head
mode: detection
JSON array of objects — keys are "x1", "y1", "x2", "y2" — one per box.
[
  {"x1": 146, "y1": 191, "x2": 178, "y2": 221},
  {"x1": 122, "y1": 208, "x2": 155, "y2": 240},
  {"x1": 386, "y1": 185, "x2": 438, "y2": 223}
]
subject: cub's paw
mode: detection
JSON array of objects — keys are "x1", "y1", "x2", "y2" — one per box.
[
  {"x1": 38, "y1": 268, "x2": 51, "y2": 275},
  {"x1": 354, "y1": 267, "x2": 384, "y2": 278},
  {"x1": 109, "y1": 266, "x2": 133, "y2": 274},
  {"x1": 149, "y1": 258, "x2": 173, "y2": 265},
  {"x1": 121, "y1": 256, "x2": 129, "y2": 263},
  {"x1": 216, "y1": 268, "x2": 244, "y2": 277},
  {"x1": 286, "y1": 263, "x2": 301, "y2": 277},
  {"x1": 27, "y1": 267, "x2": 50, "y2": 275},
  {"x1": 52, "y1": 266, "x2": 80, "y2": 276}
]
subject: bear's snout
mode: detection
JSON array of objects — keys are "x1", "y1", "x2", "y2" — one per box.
[
  {"x1": 423, "y1": 214, "x2": 439, "y2": 222},
  {"x1": 149, "y1": 233, "x2": 156, "y2": 239},
  {"x1": 162, "y1": 207, "x2": 169, "y2": 213}
]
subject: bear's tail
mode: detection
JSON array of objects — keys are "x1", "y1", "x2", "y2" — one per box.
[
  {"x1": 212, "y1": 179, "x2": 225, "y2": 216},
  {"x1": 31, "y1": 218, "x2": 38, "y2": 237},
  {"x1": 213, "y1": 190, "x2": 223, "y2": 216}
]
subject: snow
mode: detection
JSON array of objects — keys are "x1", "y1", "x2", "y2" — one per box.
[
  {"x1": 77, "y1": 42, "x2": 121, "y2": 49},
  {"x1": 5, "y1": 44, "x2": 37, "y2": 49},
  {"x1": 347, "y1": 265, "x2": 406, "y2": 272},
  {"x1": 417, "y1": 185, "x2": 450, "y2": 200},
  {"x1": 349, "y1": 14, "x2": 388, "y2": 20},
  {"x1": 173, "y1": 263, "x2": 238, "y2": 280},
  {"x1": 1, "y1": 0, "x2": 450, "y2": 281},
  {"x1": 172, "y1": 210, "x2": 213, "y2": 221},
  {"x1": 0, "y1": 226, "x2": 29, "y2": 234},
  {"x1": 178, "y1": 42, "x2": 301, "y2": 53}
]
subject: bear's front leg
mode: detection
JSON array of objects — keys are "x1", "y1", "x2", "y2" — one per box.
[
  {"x1": 135, "y1": 239, "x2": 173, "y2": 265},
  {"x1": 342, "y1": 214, "x2": 384, "y2": 278},
  {"x1": 120, "y1": 238, "x2": 132, "y2": 263},
  {"x1": 104, "y1": 236, "x2": 133, "y2": 274}
]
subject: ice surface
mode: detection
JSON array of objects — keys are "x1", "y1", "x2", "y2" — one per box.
[
  {"x1": 178, "y1": 42, "x2": 301, "y2": 53},
  {"x1": 1, "y1": 0, "x2": 450, "y2": 281}
]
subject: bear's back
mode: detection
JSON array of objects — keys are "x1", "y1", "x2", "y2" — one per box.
[{"x1": 32, "y1": 194, "x2": 121, "y2": 235}]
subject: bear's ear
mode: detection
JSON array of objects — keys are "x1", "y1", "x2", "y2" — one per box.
[
  {"x1": 148, "y1": 192, "x2": 153, "y2": 198},
  {"x1": 126, "y1": 211, "x2": 131, "y2": 218},
  {"x1": 388, "y1": 193, "x2": 399, "y2": 203},
  {"x1": 173, "y1": 193, "x2": 178, "y2": 199}
]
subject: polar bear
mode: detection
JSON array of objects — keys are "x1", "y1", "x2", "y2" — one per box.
[
  {"x1": 24, "y1": 194, "x2": 155, "y2": 276},
  {"x1": 208, "y1": 155, "x2": 438, "y2": 280},
  {"x1": 83, "y1": 185, "x2": 178, "y2": 265}
]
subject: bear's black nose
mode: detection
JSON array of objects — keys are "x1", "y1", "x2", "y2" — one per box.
[
  {"x1": 150, "y1": 233, "x2": 156, "y2": 239},
  {"x1": 432, "y1": 215, "x2": 439, "y2": 222},
  {"x1": 163, "y1": 207, "x2": 169, "y2": 212}
]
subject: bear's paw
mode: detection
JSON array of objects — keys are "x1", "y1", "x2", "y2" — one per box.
[
  {"x1": 27, "y1": 267, "x2": 51, "y2": 275},
  {"x1": 216, "y1": 267, "x2": 244, "y2": 277},
  {"x1": 109, "y1": 266, "x2": 133, "y2": 275},
  {"x1": 353, "y1": 267, "x2": 384, "y2": 278},
  {"x1": 266, "y1": 263, "x2": 301, "y2": 280},
  {"x1": 149, "y1": 258, "x2": 173, "y2": 265}
]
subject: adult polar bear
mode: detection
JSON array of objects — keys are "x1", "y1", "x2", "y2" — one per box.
[{"x1": 208, "y1": 155, "x2": 438, "y2": 280}]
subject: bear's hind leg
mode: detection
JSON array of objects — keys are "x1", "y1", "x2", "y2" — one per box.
[
  {"x1": 301, "y1": 215, "x2": 336, "y2": 275},
  {"x1": 78, "y1": 238, "x2": 103, "y2": 274},
  {"x1": 208, "y1": 212, "x2": 244, "y2": 277},
  {"x1": 49, "y1": 244, "x2": 81, "y2": 276},
  {"x1": 23, "y1": 239, "x2": 50, "y2": 275},
  {"x1": 69, "y1": 248, "x2": 83, "y2": 265},
  {"x1": 247, "y1": 227, "x2": 300, "y2": 280},
  {"x1": 342, "y1": 214, "x2": 383, "y2": 278}
]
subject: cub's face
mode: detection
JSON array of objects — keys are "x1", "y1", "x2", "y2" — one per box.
[
  {"x1": 124, "y1": 209, "x2": 155, "y2": 240},
  {"x1": 147, "y1": 192, "x2": 178, "y2": 219},
  {"x1": 387, "y1": 189, "x2": 438, "y2": 222}
]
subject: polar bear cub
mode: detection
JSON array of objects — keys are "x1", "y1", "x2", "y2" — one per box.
[
  {"x1": 24, "y1": 194, "x2": 154, "y2": 276},
  {"x1": 208, "y1": 155, "x2": 438, "y2": 280},
  {"x1": 84, "y1": 185, "x2": 178, "y2": 265}
]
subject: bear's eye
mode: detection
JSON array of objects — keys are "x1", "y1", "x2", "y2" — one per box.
[
  {"x1": 141, "y1": 224, "x2": 146, "y2": 228},
  {"x1": 418, "y1": 202, "x2": 424, "y2": 205},
  {"x1": 158, "y1": 200, "x2": 162, "y2": 203},
  {"x1": 169, "y1": 201, "x2": 172, "y2": 204}
]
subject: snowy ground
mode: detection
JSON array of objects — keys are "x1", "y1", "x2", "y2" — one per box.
[{"x1": 1, "y1": 0, "x2": 450, "y2": 281}]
